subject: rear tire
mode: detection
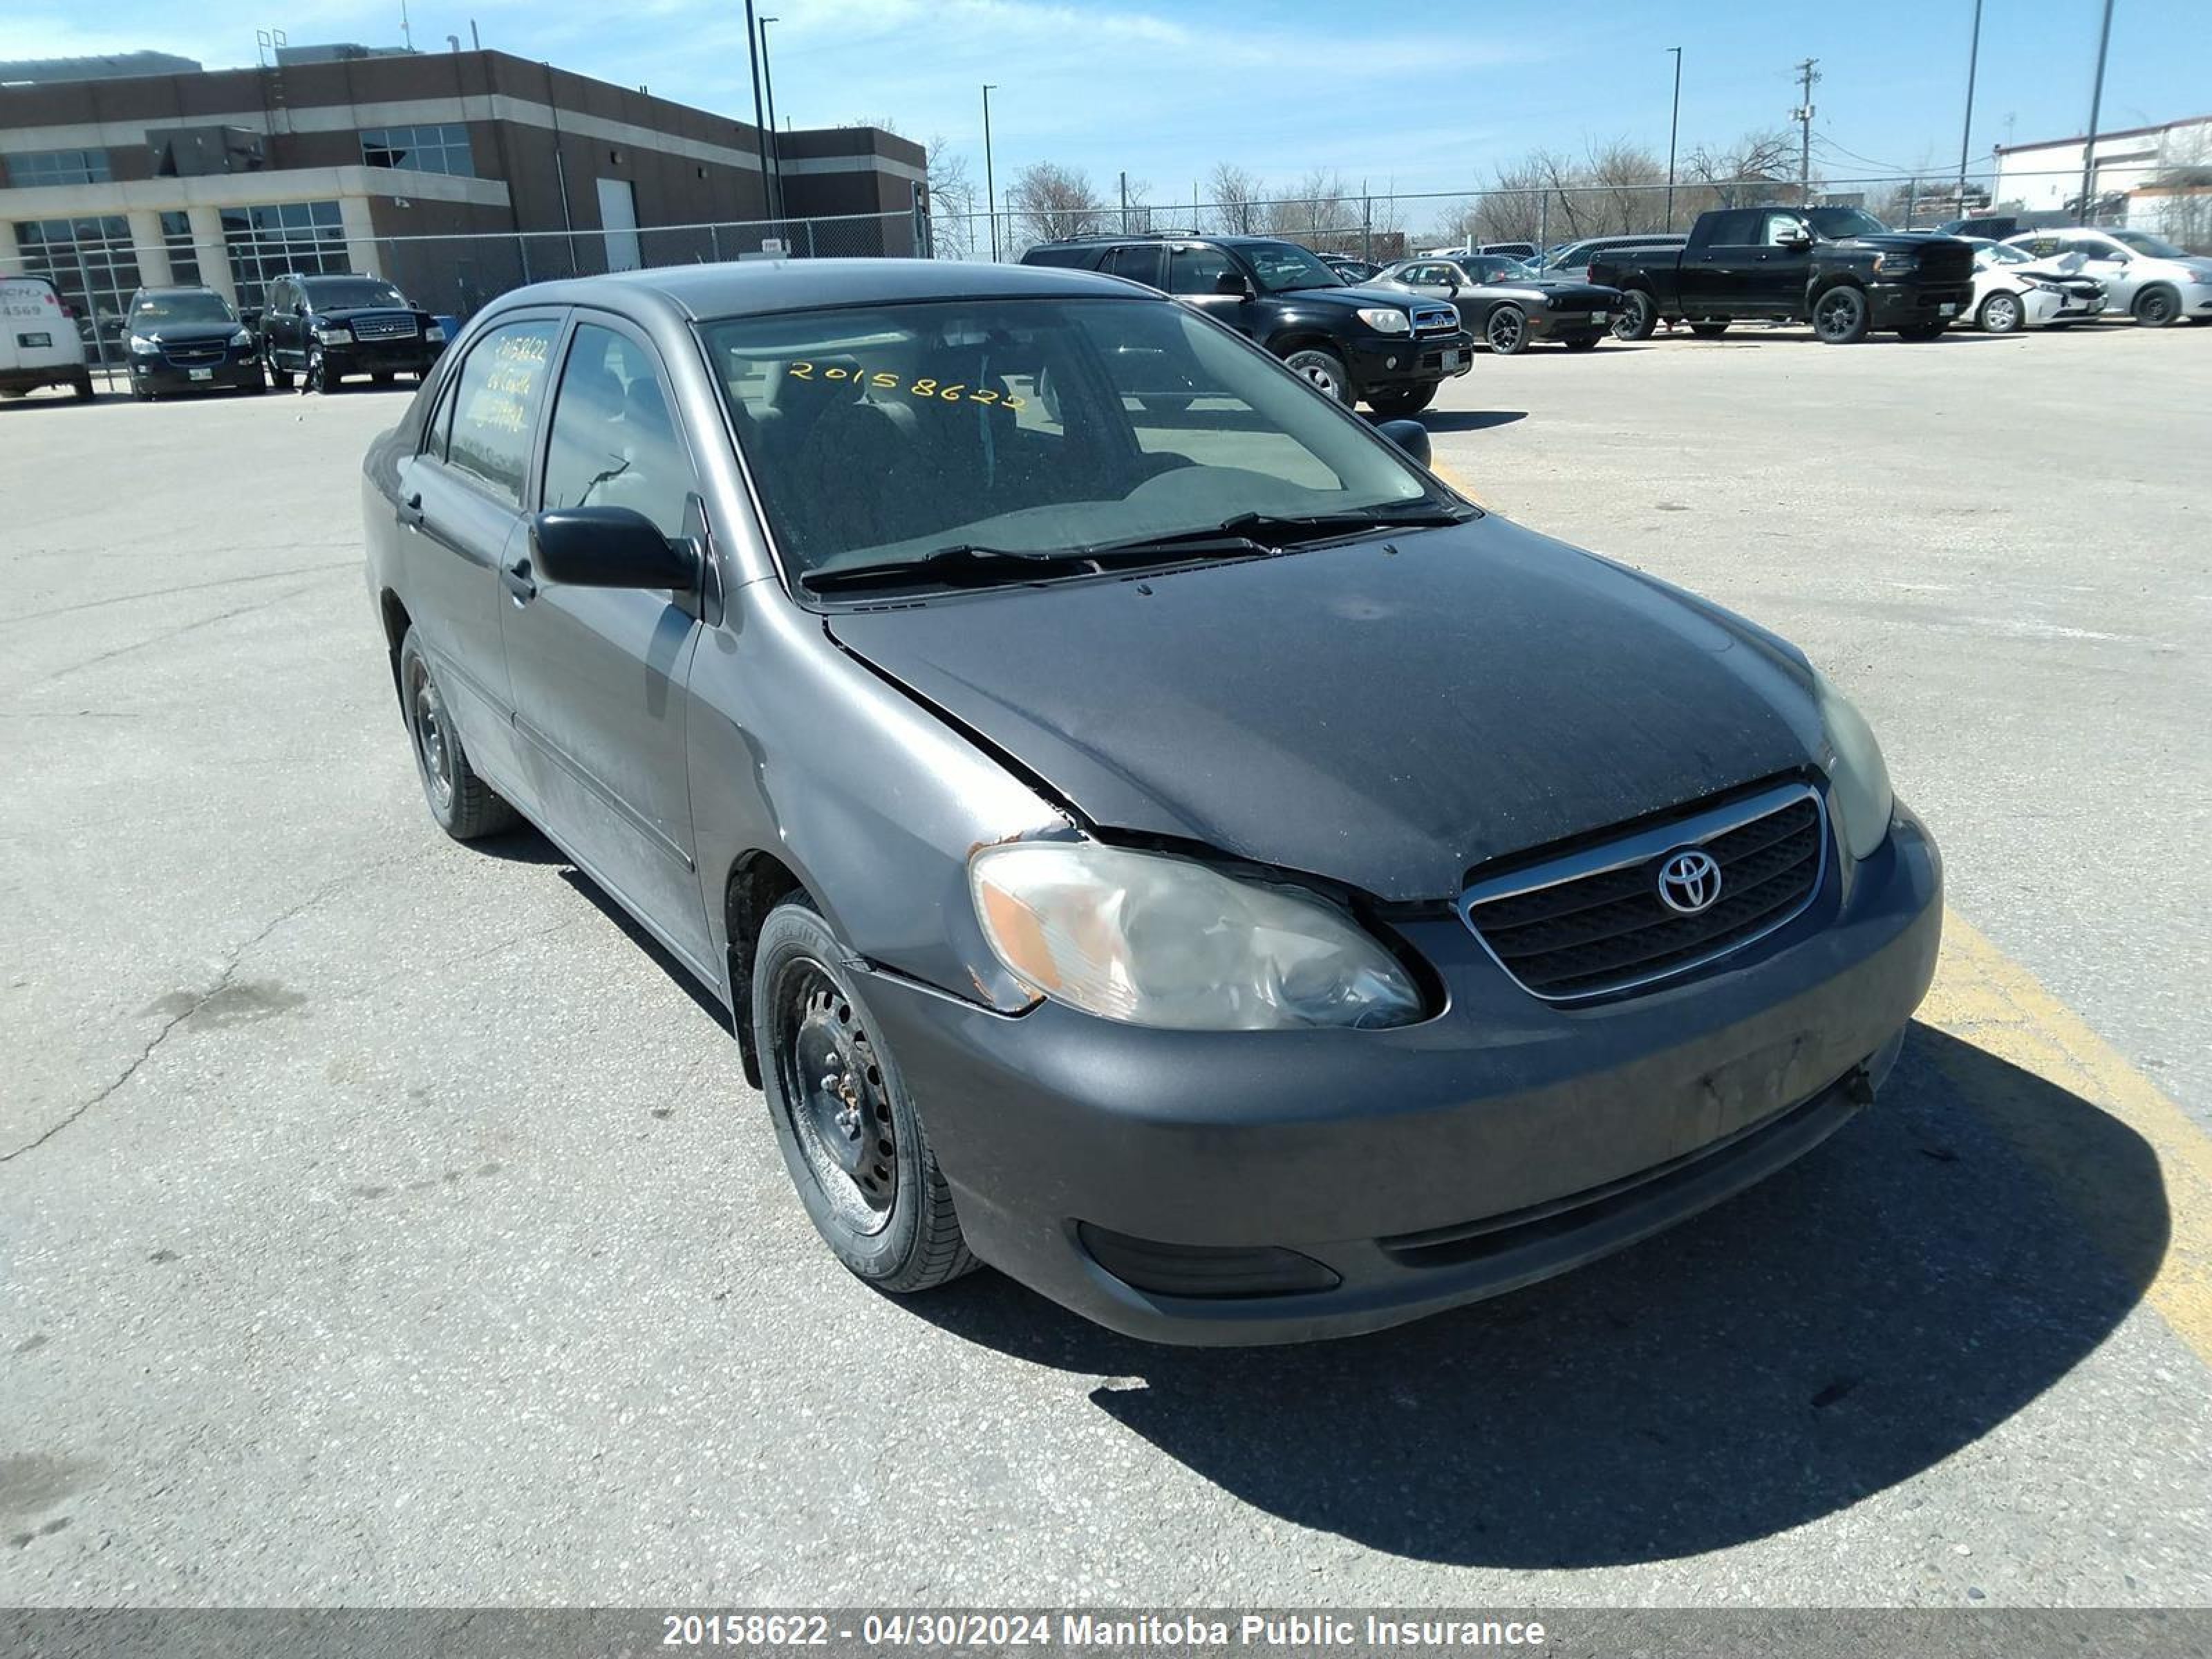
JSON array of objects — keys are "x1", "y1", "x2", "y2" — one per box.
[
  {"x1": 1811, "y1": 285, "x2": 1871, "y2": 344},
  {"x1": 2133, "y1": 285, "x2": 2180, "y2": 327},
  {"x1": 71, "y1": 370, "x2": 95, "y2": 401},
  {"x1": 1689, "y1": 321, "x2": 1730, "y2": 339},
  {"x1": 1563, "y1": 335, "x2": 1602, "y2": 351},
  {"x1": 1365, "y1": 383, "x2": 1436, "y2": 418},
  {"x1": 1282, "y1": 346, "x2": 1351, "y2": 405},
  {"x1": 398, "y1": 628, "x2": 517, "y2": 841},
  {"x1": 1977, "y1": 291, "x2": 2025, "y2": 334},
  {"x1": 1612, "y1": 290, "x2": 1658, "y2": 341},
  {"x1": 752, "y1": 899, "x2": 977, "y2": 1295}
]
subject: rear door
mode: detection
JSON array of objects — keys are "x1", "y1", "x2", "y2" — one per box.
[
  {"x1": 1681, "y1": 211, "x2": 1763, "y2": 314},
  {"x1": 499, "y1": 312, "x2": 713, "y2": 969},
  {"x1": 393, "y1": 311, "x2": 565, "y2": 802},
  {"x1": 1097, "y1": 243, "x2": 1166, "y2": 291}
]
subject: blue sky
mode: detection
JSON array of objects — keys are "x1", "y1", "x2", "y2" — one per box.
[{"x1": 13, "y1": 0, "x2": 2207, "y2": 209}]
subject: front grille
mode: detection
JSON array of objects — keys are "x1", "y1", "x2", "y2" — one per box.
[
  {"x1": 162, "y1": 342, "x2": 225, "y2": 366},
  {"x1": 1915, "y1": 242, "x2": 1974, "y2": 283},
  {"x1": 1411, "y1": 305, "x2": 1459, "y2": 335},
  {"x1": 1461, "y1": 785, "x2": 1827, "y2": 1001},
  {"x1": 350, "y1": 312, "x2": 420, "y2": 341}
]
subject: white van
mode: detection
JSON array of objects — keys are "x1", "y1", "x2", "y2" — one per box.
[{"x1": 1, "y1": 274, "x2": 95, "y2": 401}]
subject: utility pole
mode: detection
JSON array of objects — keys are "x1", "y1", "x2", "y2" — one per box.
[
  {"x1": 2079, "y1": 0, "x2": 2116, "y2": 218},
  {"x1": 1665, "y1": 47, "x2": 1683, "y2": 230},
  {"x1": 1956, "y1": 0, "x2": 1984, "y2": 220},
  {"x1": 1792, "y1": 58, "x2": 1821, "y2": 205},
  {"x1": 758, "y1": 17, "x2": 783, "y2": 222},
  {"x1": 981, "y1": 84, "x2": 999, "y2": 261},
  {"x1": 1118, "y1": 170, "x2": 1128, "y2": 233},
  {"x1": 743, "y1": 0, "x2": 769, "y2": 225}
]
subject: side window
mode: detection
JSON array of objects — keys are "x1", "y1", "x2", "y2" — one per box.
[
  {"x1": 1100, "y1": 244, "x2": 1165, "y2": 289},
  {"x1": 442, "y1": 317, "x2": 559, "y2": 507},
  {"x1": 1168, "y1": 243, "x2": 1235, "y2": 296},
  {"x1": 542, "y1": 322, "x2": 697, "y2": 539},
  {"x1": 1762, "y1": 212, "x2": 1807, "y2": 246},
  {"x1": 1700, "y1": 212, "x2": 1752, "y2": 246},
  {"x1": 2072, "y1": 236, "x2": 2119, "y2": 261}
]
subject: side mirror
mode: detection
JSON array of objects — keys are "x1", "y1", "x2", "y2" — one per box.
[
  {"x1": 531, "y1": 507, "x2": 698, "y2": 590},
  {"x1": 1781, "y1": 231, "x2": 1814, "y2": 252},
  {"x1": 1213, "y1": 269, "x2": 1253, "y2": 297},
  {"x1": 1376, "y1": 418, "x2": 1431, "y2": 467},
  {"x1": 238, "y1": 307, "x2": 263, "y2": 328}
]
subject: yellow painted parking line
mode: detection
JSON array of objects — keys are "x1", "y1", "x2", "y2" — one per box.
[
  {"x1": 1427, "y1": 458, "x2": 1490, "y2": 511},
  {"x1": 1923, "y1": 908, "x2": 2212, "y2": 1367}
]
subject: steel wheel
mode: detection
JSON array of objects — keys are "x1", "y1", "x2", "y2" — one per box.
[
  {"x1": 1812, "y1": 285, "x2": 1868, "y2": 343},
  {"x1": 406, "y1": 655, "x2": 456, "y2": 817},
  {"x1": 1980, "y1": 292, "x2": 2023, "y2": 334},
  {"x1": 772, "y1": 959, "x2": 898, "y2": 1236},
  {"x1": 2134, "y1": 288, "x2": 2178, "y2": 327},
  {"x1": 1485, "y1": 305, "x2": 1528, "y2": 355}
]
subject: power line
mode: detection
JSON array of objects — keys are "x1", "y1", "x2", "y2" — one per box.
[{"x1": 1810, "y1": 131, "x2": 1914, "y2": 174}]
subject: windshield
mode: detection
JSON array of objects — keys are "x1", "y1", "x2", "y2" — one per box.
[
  {"x1": 1973, "y1": 241, "x2": 2031, "y2": 266},
  {"x1": 129, "y1": 291, "x2": 235, "y2": 327},
  {"x1": 705, "y1": 297, "x2": 1441, "y2": 589},
  {"x1": 303, "y1": 278, "x2": 411, "y2": 309},
  {"x1": 1805, "y1": 207, "x2": 1892, "y2": 240},
  {"x1": 1241, "y1": 241, "x2": 1346, "y2": 292},
  {"x1": 2110, "y1": 229, "x2": 2185, "y2": 259},
  {"x1": 1463, "y1": 256, "x2": 1537, "y2": 281}
]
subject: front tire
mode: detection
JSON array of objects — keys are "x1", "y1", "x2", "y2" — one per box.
[
  {"x1": 398, "y1": 628, "x2": 516, "y2": 841},
  {"x1": 1365, "y1": 383, "x2": 1436, "y2": 418},
  {"x1": 1612, "y1": 290, "x2": 1658, "y2": 341},
  {"x1": 1484, "y1": 303, "x2": 1528, "y2": 355},
  {"x1": 753, "y1": 899, "x2": 977, "y2": 1294},
  {"x1": 1978, "y1": 291, "x2": 2025, "y2": 334},
  {"x1": 1282, "y1": 346, "x2": 1351, "y2": 405},
  {"x1": 306, "y1": 344, "x2": 336, "y2": 393},
  {"x1": 1897, "y1": 319, "x2": 1948, "y2": 341},
  {"x1": 2133, "y1": 285, "x2": 2181, "y2": 328},
  {"x1": 1812, "y1": 285, "x2": 1871, "y2": 344},
  {"x1": 1563, "y1": 335, "x2": 1602, "y2": 351}
]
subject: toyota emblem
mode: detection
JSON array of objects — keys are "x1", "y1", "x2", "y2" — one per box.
[{"x1": 1656, "y1": 848, "x2": 1723, "y2": 915}]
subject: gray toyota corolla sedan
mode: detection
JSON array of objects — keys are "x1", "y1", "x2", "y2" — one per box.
[{"x1": 362, "y1": 259, "x2": 1940, "y2": 1345}]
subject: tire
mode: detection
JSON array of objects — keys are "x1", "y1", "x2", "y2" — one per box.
[
  {"x1": 397, "y1": 628, "x2": 516, "y2": 841},
  {"x1": 1483, "y1": 303, "x2": 1528, "y2": 355},
  {"x1": 1282, "y1": 346, "x2": 1351, "y2": 405},
  {"x1": 1978, "y1": 291, "x2": 2025, "y2": 334},
  {"x1": 752, "y1": 898, "x2": 977, "y2": 1294},
  {"x1": 1563, "y1": 335, "x2": 1602, "y2": 351},
  {"x1": 1365, "y1": 383, "x2": 1436, "y2": 418},
  {"x1": 1689, "y1": 322, "x2": 1730, "y2": 339},
  {"x1": 268, "y1": 356, "x2": 294, "y2": 390},
  {"x1": 2133, "y1": 285, "x2": 2180, "y2": 328},
  {"x1": 1811, "y1": 285, "x2": 1871, "y2": 344},
  {"x1": 307, "y1": 345, "x2": 334, "y2": 393},
  {"x1": 1612, "y1": 290, "x2": 1658, "y2": 341},
  {"x1": 71, "y1": 371, "x2": 95, "y2": 402},
  {"x1": 1897, "y1": 320, "x2": 1948, "y2": 341},
  {"x1": 245, "y1": 368, "x2": 270, "y2": 395}
]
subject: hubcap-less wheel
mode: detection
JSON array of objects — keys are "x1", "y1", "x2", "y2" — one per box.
[
  {"x1": 2136, "y1": 290, "x2": 2177, "y2": 327},
  {"x1": 774, "y1": 961, "x2": 897, "y2": 1235},
  {"x1": 1981, "y1": 292, "x2": 2022, "y2": 334},
  {"x1": 1814, "y1": 287, "x2": 1867, "y2": 342},
  {"x1": 1486, "y1": 305, "x2": 1527, "y2": 354},
  {"x1": 406, "y1": 658, "x2": 455, "y2": 815}
]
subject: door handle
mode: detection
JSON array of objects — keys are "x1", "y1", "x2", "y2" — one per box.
[
  {"x1": 396, "y1": 490, "x2": 424, "y2": 530},
  {"x1": 500, "y1": 556, "x2": 537, "y2": 605}
]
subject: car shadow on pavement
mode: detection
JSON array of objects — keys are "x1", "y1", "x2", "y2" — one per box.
[
  {"x1": 906, "y1": 1023, "x2": 2166, "y2": 1567},
  {"x1": 1419, "y1": 410, "x2": 1528, "y2": 433}
]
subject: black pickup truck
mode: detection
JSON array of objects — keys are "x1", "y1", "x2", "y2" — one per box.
[{"x1": 1592, "y1": 206, "x2": 1975, "y2": 344}]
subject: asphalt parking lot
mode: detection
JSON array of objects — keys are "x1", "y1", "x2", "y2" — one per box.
[{"x1": 3, "y1": 321, "x2": 2210, "y2": 1609}]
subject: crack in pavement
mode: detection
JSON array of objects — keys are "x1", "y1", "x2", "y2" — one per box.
[
  {"x1": 0, "y1": 854, "x2": 418, "y2": 1164},
  {"x1": 3, "y1": 581, "x2": 341, "y2": 699},
  {"x1": 0, "y1": 559, "x2": 359, "y2": 628}
]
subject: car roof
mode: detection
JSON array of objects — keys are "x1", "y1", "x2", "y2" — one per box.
[
  {"x1": 133, "y1": 285, "x2": 222, "y2": 297},
  {"x1": 487, "y1": 256, "x2": 1155, "y2": 324}
]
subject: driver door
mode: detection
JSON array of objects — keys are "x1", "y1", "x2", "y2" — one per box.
[
  {"x1": 1168, "y1": 243, "x2": 1257, "y2": 338},
  {"x1": 2068, "y1": 235, "x2": 2137, "y2": 306}
]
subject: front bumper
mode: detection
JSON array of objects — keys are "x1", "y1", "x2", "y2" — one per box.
[
  {"x1": 1347, "y1": 330, "x2": 1474, "y2": 391},
  {"x1": 1528, "y1": 306, "x2": 1613, "y2": 341},
  {"x1": 1869, "y1": 281, "x2": 1973, "y2": 329},
  {"x1": 319, "y1": 336, "x2": 442, "y2": 377},
  {"x1": 861, "y1": 803, "x2": 1943, "y2": 1345},
  {"x1": 131, "y1": 352, "x2": 263, "y2": 392}
]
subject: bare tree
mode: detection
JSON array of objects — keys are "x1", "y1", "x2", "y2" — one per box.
[
  {"x1": 1207, "y1": 162, "x2": 1265, "y2": 234},
  {"x1": 1683, "y1": 130, "x2": 1798, "y2": 211},
  {"x1": 925, "y1": 136, "x2": 977, "y2": 259},
  {"x1": 1006, "y1": 161, "x2": 1106, "y2": 245},
  {"x1": 1264, "y1": 168, "x2": 1353, "y2": 249}
]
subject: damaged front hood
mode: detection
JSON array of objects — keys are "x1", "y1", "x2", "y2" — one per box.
[{"x1": 827, "y1": 516, "x2": 1824, "y2": 901}]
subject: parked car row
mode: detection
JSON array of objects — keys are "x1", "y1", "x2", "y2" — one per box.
[{"x1": 0, "y1": 269, "x2": 451, "y2": 405}]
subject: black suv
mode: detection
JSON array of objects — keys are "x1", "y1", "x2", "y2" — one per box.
[
  {"x1": 254, "y1": 272, "x2": 449, "y2": 393},
  {"x1": 1022, "y1": 233, "x2": 1472, "y2": 417},
  {"x1": 122, "y1": 285, "x2": 266, "y2": 400}
]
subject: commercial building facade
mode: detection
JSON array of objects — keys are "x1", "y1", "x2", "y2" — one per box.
[
  {"x1": 1992, "y1": 114, "x2": 2212, "y2": 246},
  {"x1": 0, "y1": 48, "x2": 925, "y2": 346}
]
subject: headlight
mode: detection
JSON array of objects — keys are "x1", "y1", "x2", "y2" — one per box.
[
  {"x1": 1813, "y1": 672, "x2": 1895, "y2": 861},
  {"x1": 425, "y1": 322, "x2": 447, "y2": 341},
  {"x1": 314, "y1": 324, "x2": 353, "y2": 343},
  {"x1": 969, "y1": 841, "x2": 1423, "y2": 1031},
  {"x1": 1356, "y1": 307, "x2": 1412, "y2": 335},
  {"x1": 229, "y1": 328, "x2": 254, "y2": 347},
  {"x1": 127, "y1": 333, "x2": 157, "y2": 354},
  {"x1": 1871, "y1": 253, "x2": 1916, "y2": 275}
]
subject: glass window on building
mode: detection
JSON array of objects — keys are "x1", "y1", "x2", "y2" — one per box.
[
  {"x1": 359, "y1": 124, "x2": 474, "y2": 178},
  {"x1": 11, "y1": 216, "x2": 140, "y2": 353},
  {"x1": 160, "y1": 211, "x2": 202, "y2": 287},
  {"x1": 4, "y1": 149, "x2": 113, "y2": 188},
  {"x1": 221, "y1": 200, "x2": 350, "y2": 308}
]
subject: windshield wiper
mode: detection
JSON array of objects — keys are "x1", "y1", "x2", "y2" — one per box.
[
  {"x1": 800, "y1": 538, "x2": 1266, "y2": 595},
  {"x1": 1090, "y1": 504, "x2": 1474, "y2": 556}
]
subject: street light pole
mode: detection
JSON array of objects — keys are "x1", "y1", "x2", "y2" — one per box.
[
  {"x1": 982, "y1": 83, "x2": 999, "y2": 261},
  {"x1": 1955, "y1": 0, "x2": 1983, "y2": 222},
  {"x1": 2079, "y1": 0, "x2": 2116, "y2": 218},
  {"x1": 758, "y1": 15, "x2": 782, "y2": 222},
  {"x1": 1665, "y1": 46, "x2": 1683, "y2": 230},
  {"x1": 743, "y1": 0, "x2": 769, "y2": 225}
]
